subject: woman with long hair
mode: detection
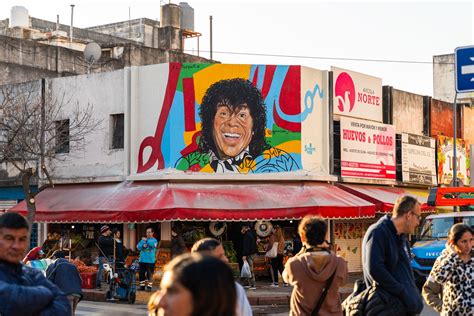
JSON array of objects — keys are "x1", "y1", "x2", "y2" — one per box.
[
  {"x1": 267, "y1": 225, "x2": 286, "y2": 287},
  {"x1": 423, "y1": 223, "x2": 473, "y2": 315},
  {"x1": 148, "y1": 253, "x2": 237, "y2": 316}
]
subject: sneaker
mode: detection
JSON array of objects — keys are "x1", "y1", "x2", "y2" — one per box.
[
  {"x1": 138, "y1": 286, "x2": 145, "y2": 291},
  {"x1": 243, "y1": 285, "x2": 251, "y2": 289},
  {"x1": 146, "y1": 286, "x2": 152, "y2": 292},
  {"x1": 249, "y1": 286, "x2": 257, "y2": 290},
  {"x1": 270, "y1": 283, "x2": 279, "y2": 287},
  {"x1": 283, "y1": 283, "x2": 290, "y2": 287}
]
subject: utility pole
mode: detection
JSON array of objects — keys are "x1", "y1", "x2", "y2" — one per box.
[{"x1": 209, "y1": 15, "x2": 213, "y2": 60}]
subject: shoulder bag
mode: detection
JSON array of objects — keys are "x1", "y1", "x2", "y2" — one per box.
[
  {"x1": 311, "y1": 267, "x2": 337, "y2": 316},
  {"x1": 265, "y1": 242, "x2": 278, "y2": 258}
]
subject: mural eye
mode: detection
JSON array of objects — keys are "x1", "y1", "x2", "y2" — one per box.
[{"x1": 219, "y1": 111, "x2": 229, "y2": 118}]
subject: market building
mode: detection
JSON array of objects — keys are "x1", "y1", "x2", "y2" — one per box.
[
  {"x1": 9, "y1": 60, "x2": 468, "y2": 275},
  {"x1": 9, "y1": 63, "x2": 379, "y2": 276},
  {"x1": 2, "y1": 5, "x2": 473, "y2": 275}
]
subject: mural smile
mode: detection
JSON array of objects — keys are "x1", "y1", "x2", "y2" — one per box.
[{"x1": 223, "y1": 132, "x2": 241, "y2": 139}]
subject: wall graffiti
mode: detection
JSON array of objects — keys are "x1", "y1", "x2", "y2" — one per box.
[{"x1": 131, "y1": 63, "x2": 329, "y2": 176}]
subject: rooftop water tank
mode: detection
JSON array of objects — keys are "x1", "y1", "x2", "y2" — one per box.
[
  {"x1": 160, "y1": 3, "x2": 181, "y2": 28},
  {"x1": 179, "y1": 2, "x2": 194, "y2": 31},
  {"x1": 10, "y1": 6, "x2": 29, "y2": 28}
]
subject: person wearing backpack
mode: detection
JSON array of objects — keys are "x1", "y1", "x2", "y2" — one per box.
[
  {"x1": 46, "y1": 250, "x2": 82, "y2": 316},
  {"x1": 283, "y1": 215, "x2": 347, "y2": 316}
]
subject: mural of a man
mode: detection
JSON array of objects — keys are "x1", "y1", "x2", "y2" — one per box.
[{"x1": 176, "y1": 78, "x2": 299, "y2": 173}]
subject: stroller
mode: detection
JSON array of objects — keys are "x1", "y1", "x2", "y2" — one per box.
[{"x1": 104, "y1": 259, "x2": 139, "y2": 304}]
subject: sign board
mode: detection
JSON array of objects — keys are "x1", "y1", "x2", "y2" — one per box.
[
  {"x1": 340, "y1": 117, "x2": 396, "y2": 180},
  {"x1": 401, "y1": 133, "x2": 437, "y2": 185},
  {"x1": 437, "y1": 136, "x2": 470, "y2": 186},
  {"x1": 332, "y1": 67, "x2": 383, "y2": 122},
  {"x1": 455, "y1": 45, "x2": 474, "y2": 93},
  {"x1": 129, "y1": 63, "x2": 330, "y2": 179}
]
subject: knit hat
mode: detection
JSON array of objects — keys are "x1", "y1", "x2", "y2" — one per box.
[{"x1": 100, "y1": 225, "x2": 110, "y2": 234}]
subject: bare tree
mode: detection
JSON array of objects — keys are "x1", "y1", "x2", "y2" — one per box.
[{"x1": 0, "y1": 79, "x2": 101, "y2": 241}]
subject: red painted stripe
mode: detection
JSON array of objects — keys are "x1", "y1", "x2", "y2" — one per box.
[
  {"x1": 182, "y1": 78, "x2": 196, "y2": 132},
  {"x1": 341, "y1": 161, "x2": 396, "y2": 170},
  {"x1": 341, "y1": 170, "x2": 396, "y2": 179}
]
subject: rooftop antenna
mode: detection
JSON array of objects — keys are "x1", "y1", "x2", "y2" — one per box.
[{"x1": 83, "y1": 42, "x2": 102, "y2": 74}]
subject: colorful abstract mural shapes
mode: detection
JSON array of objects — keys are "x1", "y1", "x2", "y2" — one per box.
[
  {"x1": 137, "y1": 63, "x2": 181, "y2": 173},
  {"x1": 272, "y1": 66, "x2": 301, "y2": 132}
]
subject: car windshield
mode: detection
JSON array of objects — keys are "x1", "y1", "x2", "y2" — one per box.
[{"x1": 420, "y1": 216, "x2": 474, "y2": 239}]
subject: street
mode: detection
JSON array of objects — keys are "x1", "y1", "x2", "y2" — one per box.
[
  {"x1": 76, "y1": 301, "x2": 148, "y2": 315},
  {"x1": 76, "y1": 300, "x2": 440, "y2": 315}
]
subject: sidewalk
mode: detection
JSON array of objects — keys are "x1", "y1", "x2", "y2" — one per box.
[{"x1": 83, "y1": 274, "x2": 360, "y2": 314}]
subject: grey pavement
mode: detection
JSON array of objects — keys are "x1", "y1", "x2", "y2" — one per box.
[{"x1": 76, "y1": 301, "x2": 148, "y2": 315}]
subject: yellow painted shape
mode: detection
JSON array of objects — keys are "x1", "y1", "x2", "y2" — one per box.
[
  {"x1": 193, "y1": 64, "x2": 252, "y2": 104},
  {"x1": 183, "y1": 123, "x2": 202, "y2": 146},
  {"x1": 265, "y1": 140, "x2": 301, "y2": 154},
  {"x1": 200, "y1": 164, "x2": 214, "y2": 173}
]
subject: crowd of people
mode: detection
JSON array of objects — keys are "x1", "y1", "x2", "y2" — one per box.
[{"x1": 0, "y1": 194, "x2": 473, "y2": 316}]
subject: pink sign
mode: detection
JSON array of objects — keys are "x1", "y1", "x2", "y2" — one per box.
[{"x1": 340, "y1": 117, "x2": 396, "y2": 180}]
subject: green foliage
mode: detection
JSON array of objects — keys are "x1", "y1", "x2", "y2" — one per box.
[{"x1": 222, "y1": 241, "x2": 237, "y2": 263}]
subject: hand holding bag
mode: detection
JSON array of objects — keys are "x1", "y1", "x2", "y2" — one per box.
[
  {"x1": 265, "y1": 242, "x2": 278, "y2": 258},
  {"x1": 240, "y1": 260, "x2": 252, "y2": 278}
]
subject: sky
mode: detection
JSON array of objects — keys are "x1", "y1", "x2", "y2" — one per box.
[{"x1": 1, "y1": 0, "x2": 473, "y2": 96}]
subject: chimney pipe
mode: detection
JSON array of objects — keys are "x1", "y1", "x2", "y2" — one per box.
[
  {"x1": 70, "y1": 4, "x2": 75, "y2": 43},
  {"x1": 56, "y1": 15, "x2": 59, "y2": 31}
]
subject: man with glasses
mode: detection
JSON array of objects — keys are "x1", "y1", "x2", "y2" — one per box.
[{"x1": 362, "y1": 195, "x2": 424, "y2": 315}]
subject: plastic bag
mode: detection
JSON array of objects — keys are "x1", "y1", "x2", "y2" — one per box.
[
  {"x1": 240, "y1": 260, "x2": 251, "y2": 278},
  {"x1": 265, "y1": 242, "x2": 278, "y2": 258}
]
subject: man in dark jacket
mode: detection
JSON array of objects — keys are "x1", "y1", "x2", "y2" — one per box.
[
  {"x1": 362, "y1": 195, "x2": 424, "y2": 315},
  {"x1": 0, "y1": 212, "x2": 70, "y2": 316},
  {"x1": 96, "y1": 225, "x2": 114, "y2": 289},
  {"x1": 46, "y1": 251, "x2": 82, "y2": 316},
  {"x1": 241, "y1": 225, "x2": 257, "y2": 290}
]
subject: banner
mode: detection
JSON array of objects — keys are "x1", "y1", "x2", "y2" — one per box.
[
  {"x1": 437, "y1": 136, "x2": 470, "y2": 186},
  {"x1": 129, "y1": 63, "x2": 330, "y2": 178},
  {"x1": 332, "y1": 67, "x2": 382, "y2": 122},
  {"x1": 340, "y1": 117, "x2": 395, "y2": 180},
  {"x1": 401, "y1": 133, "x2": 437, "y2": 185}
]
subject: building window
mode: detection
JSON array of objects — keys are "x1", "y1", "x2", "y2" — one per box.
[
  {"x1": 55, "y1": 119, "x2": 70, "y2": 154},
  {"x1": 111, "y1": 114, "x2": 124, "y2": 149}
]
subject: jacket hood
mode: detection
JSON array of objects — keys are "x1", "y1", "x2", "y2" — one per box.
[{"x1": 296, "y1": 251, "x2": 338, "y2": 282}]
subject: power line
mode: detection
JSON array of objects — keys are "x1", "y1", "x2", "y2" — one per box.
[{"x1": 185, "y1": 49, "x2": 454, "y2": 65}]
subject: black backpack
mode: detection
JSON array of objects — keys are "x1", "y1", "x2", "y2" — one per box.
[{"x1": 342, "y1": 279, "x2": 407, "y2": 316}]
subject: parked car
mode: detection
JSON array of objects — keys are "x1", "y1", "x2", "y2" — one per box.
[{"x1": 410, "y1": 211, "x2": 474, "y2": 289}]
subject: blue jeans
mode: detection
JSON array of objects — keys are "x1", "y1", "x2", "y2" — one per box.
[{"x1": 245, "y1": 254, "x2": 256, "y2": 287}]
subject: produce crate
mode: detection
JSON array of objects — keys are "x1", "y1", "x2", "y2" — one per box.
[{"x1": 80, "y1": 272, "x2": 97, "y2": 289}]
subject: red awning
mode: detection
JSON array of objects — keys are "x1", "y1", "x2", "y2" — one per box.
[
  {"x1": 10, "y1": 181, "x2": 375, "y2": 223},
  {"x1": 336, "y1": 184, "x2": 435, "y2": 213}
]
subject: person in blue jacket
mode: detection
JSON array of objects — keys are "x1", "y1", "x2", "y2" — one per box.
[
  {"x1": 137, "y1": 226, "x2": 158, "y2": 292},
  {"x1": 46, "y1": 250, "x2": 83, "y2": 316},
  {"x1": 362, "y1": 195, "x2": 424, "y2": 315},
  {"x1": 0, "y1": 212, "x2": 70, "y2": 316}
]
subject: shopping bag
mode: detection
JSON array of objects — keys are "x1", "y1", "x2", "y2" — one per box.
[
  {"x1": 240, "y1": 260, "x2": 251, "y2": 278},
  {"x1": 265, "y1": 242, "x2": 278, "y2": 258}
]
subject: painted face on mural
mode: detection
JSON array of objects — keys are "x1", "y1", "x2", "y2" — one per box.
[{"x1": 213, "y1": 102, "x2": 254, "y2": 159}]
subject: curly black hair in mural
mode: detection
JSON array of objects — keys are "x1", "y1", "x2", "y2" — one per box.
[{"x1": 198, "y1": 78, "x2": 269, "y2": 158}]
